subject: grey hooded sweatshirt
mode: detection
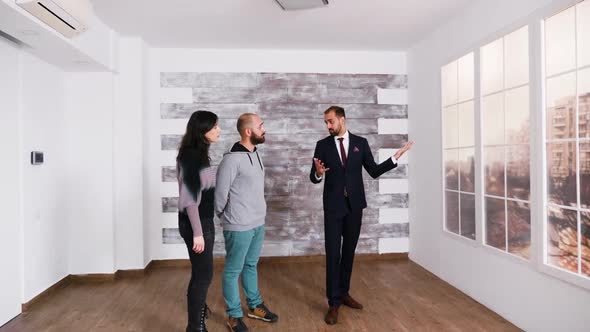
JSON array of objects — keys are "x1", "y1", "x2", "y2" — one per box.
[{"x1": 214, "y1": 142, "x2": 266, "y2": 232}]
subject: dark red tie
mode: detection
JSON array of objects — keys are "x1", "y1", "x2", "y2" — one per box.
[{"x1": 338, "y1": 137, "x2": 347, "y2": 168}]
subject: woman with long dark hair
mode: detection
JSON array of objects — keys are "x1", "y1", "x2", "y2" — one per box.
[{"x1": 177, "y1": 110, "x2": 221, "y2": 332}]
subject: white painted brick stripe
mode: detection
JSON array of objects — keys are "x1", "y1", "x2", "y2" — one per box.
[
  {"x1": 378, "y1": 208, "x2": 409, "y2": 224},
  {"x1": 378, "y1": 237, "x2": 409, "y2": 253},
  {"x1": 159, "y1": 87, "x2": 193, "y2": 103},
  {"x1": 160, "y1": 119, "x2": 188, "y2": 134},
  {"x1": 160, "y1": 182, "x2": 178, "y2": 197},
  {"x1": 379, "y1": 179, "x2": 409, "y2": 194},
  {"x1": 377, "y1": 88, "x2": 408, "y2": 105},
  {"x1": 378, "y1": 118, "x2": 408, "y2": 134},
  {"x1": 162, "y1": 213, "x2": 179, "y2": 228},
  {"x1": 160, "y1": 150, "x2": 178, "y2": 166}
]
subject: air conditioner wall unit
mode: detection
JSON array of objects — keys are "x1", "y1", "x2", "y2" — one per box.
[
  {"x1": 275, "y1": 0, "x2": 329, "y2": 11},
  {"x1": 16, "y1": 0, "x2": 92, "y2": 38}
]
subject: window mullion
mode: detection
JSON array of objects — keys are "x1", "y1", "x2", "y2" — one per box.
[
  {"x1": 475, "y1": 47, "x2": 484, "y2": 245},
  {"x1": 530, "y1": 19, "x2": 545, "y2": 270}
]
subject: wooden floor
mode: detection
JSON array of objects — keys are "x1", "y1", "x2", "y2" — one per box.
[{"x1": 1, "y1": 258, "x2": 520, "y2": 332}]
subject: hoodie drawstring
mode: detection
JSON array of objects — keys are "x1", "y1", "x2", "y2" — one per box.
[{"x1": 255, "y1": 151, "x2": 264, "y2": 171}]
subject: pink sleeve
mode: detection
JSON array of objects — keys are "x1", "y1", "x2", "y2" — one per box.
[
  {"x1": 178, "y1": 169, "x2": 204, "y2": 237},
  {"x1": 185, "y1": 205, "x2": 203, "y2": 237}
]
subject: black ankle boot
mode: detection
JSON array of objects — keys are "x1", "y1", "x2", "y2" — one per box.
[
  {"x1": 204, "y1": 303, "x2": 211, "y2": 319},
  {"x1": 196, "y1": 305, "x2": 208, "y2": 332}
]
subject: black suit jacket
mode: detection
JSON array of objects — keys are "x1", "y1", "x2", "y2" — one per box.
[{"x1": 310, "y1": 133, "x2": 396, "y2": 217}]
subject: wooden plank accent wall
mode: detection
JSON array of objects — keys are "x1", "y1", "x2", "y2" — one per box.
[{"x1": 159, "y1": 72, "x2": 409, "y2": 256}]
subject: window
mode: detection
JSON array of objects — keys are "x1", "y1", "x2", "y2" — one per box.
[
  {"x1": 544, "y1": 1, "x2": 590, "y2": 278},
  {"x1": 480, "y1": 26, "x2": 532, "y2": 259},
  {"x1": 439, "y1": 0, "x2": 590, "y2": 289},
  {"x1": 442, "y1": 53, "x2": 476, "y2": 240}
]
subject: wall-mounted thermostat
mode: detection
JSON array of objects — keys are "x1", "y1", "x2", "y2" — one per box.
[{"x1": 31, "y1": 151, "x2": 44, "y2": 165}]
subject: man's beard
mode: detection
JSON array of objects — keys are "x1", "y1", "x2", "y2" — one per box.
[
  {"x1": 250, "y1": 133, "x2": 265, "y2": 145},
  {"x1": 328, "y1": 126, "x2": 340, "y2": 136}
]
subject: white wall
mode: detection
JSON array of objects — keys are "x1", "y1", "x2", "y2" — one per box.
[
  {"x1": 65, "y1": 73, "x2": 116, "y2": 274},
  {"x1": 146, "y1": 48, "x2": 407, "y2": 260},
  {"x1": 17, "y1": 37, "x2": 144, "y2": 280},
  {"x1": 20, "y1": 52, "x2": 69, "y2": 302},
  {"x1": 0, "y1": 35, "x2": 23, "y2": 326},
  {"x1": 151, "y1": 49, "x2": 407, "y2": 74},
  {"x1": 113, "y1": 37, "x2": 145, "y2": 270},
  {"x1": 408, "y1": 0, "x2": 590, "y2": 331},
  {"x1": 61, "y1": 36, "x2": 146, "y2": 274},
  {"x1": 0, "y1": 31, "x2": 74, "y2": 312},
  {"x1": 0, "y1": 4, "x2": 144, "y2": 312},
  {"x1": 142, "y1": 43, "x2": 151, "y2": 267}
]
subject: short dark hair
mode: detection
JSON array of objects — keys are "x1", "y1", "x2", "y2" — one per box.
[
  {"x1": 324, "y1": 106, "x2": 345, "y2": 118},
  {"x1": 236, "y1": 113, "x2": 257, "y2": 134}
]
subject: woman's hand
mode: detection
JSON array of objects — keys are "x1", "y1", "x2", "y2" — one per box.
[{"x1": 192, "y1": 236, "x2": 205, "y2": 254}]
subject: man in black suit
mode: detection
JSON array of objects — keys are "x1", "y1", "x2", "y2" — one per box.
[{"x1": 310, "y1": 106, "x2": 413, "y2": 325}]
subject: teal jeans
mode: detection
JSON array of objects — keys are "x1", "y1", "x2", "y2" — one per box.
[{"x1": 222, "y1": 225, "x2": 265, "y2": 318}]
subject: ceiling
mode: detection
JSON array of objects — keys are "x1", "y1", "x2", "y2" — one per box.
[{"x1": 91, "y1": 0, "x2": 473, "y2": 50}]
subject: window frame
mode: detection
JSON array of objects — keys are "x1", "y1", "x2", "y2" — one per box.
[
  {"x1": 539, "y1": 1, "x2": 590, "y2": 289},
  {"x1": 480, "y1": 25, "x2": 533, "y2": 261},
  {"x1": 441, "y1": 52, "x2": 478, "y2": 244},
  {"x1": 438, "y1": 0, "x2": 590, "y2": 290}
]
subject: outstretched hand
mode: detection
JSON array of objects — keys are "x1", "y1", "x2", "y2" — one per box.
[
  {"x1": 314, "y1": 158, "x2": 330, "y2": 177},
  {"x1": 393, "y1": 141, "x2": 414, "y2": 160}
]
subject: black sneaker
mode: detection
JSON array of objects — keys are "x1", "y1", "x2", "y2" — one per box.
[
  {"x1": 227, "y1": 316, "x2": 248, "y2": 332},
  {"x1": 247, "y1": 303, "x2": 278, "y2": 322}
]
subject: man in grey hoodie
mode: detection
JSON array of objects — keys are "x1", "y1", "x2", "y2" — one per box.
[{"x1": 215, "y1": 113, "x2": 278, "y2": 332}]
